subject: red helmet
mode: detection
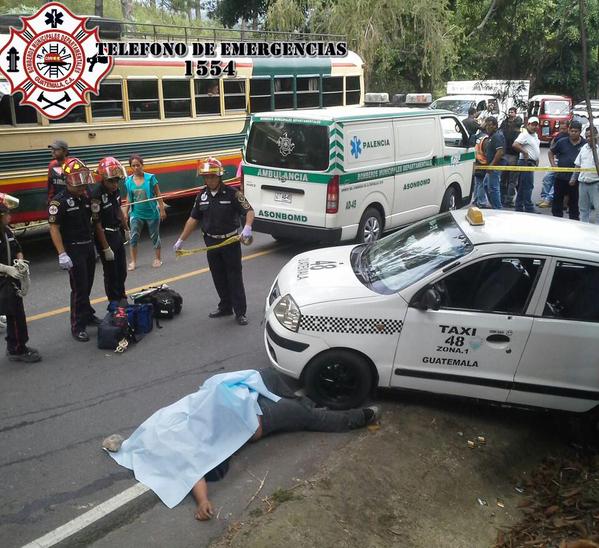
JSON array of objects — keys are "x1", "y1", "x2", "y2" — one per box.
[
  {"x1": 62, "y1": 158, "x2": 94, "y2": 186},
  {"x1": 97, "y1": 157, "x2": 126, "y2": 181},
  {"x1": 197, "y1": 157, "x2": 224, "y2": 177}
]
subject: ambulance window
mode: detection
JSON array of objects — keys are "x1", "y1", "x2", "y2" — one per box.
[
  {"x1": 297, "y1": 77, "x2": 320, "y2": 109},
  {"x1": 163, "y1": 79, "x2": 192, "y2": 118},
  {"x1": 246, "y1": 121, "x2": 329, "y2": 171},
  {"x1": 323, "y1": 76, "x2": 343, "y2": 107},
  {"x1": 194, "y1": 79, "x2": 220, "y2": 115},
  {"x1": 441, "y1": 116, "x2": 467, "y2": 147},
  {"x1": 435, "y1": 257, "x2": 544, "y2": 314},
  {"x1": 346, "y1": 76, "x2": 361, "y2": 105},
  {"x1": 128, "y1": 80, "x2": 160, "y2": 120},
  {"x1": 274, "y1": 78, "x2": 293, "y2": 110},
  {"x1": 224, "y1": 79, "x2": 246, "y2": 111},
  {"x1": 91, "y1": 80, "x2": 123, "y2": 119},
  {"x1": 543, "y1": 261, "x2": 599, "y2": 322},
  {"x1": 250, "y1": 78, "x2": 272, "y2": 113}
]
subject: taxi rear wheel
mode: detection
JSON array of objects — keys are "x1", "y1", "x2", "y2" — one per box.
[
  {"x1": 304, "y1": 350, "x2": 372, "y2": 410},
  {"x1": 357, "y1": 208, "x2": 383, "y2": 244}
]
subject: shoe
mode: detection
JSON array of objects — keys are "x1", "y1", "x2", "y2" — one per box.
[
  {"x1": 363, "y1": 405, "x2": 381, "y2": 425},
  {"x1": 209, "y1": 309, "x2": 233, "y2": 318},
  {"x1": 72, "y1": 331, "x2": 90, "y2": 342},
  {"x1": 538, "y1": 201, "x2": 552, "y2": 208},
  {"x1": 7, "y1": 347, "x2": 41, "y2": 363},
  {"x1": 236, "y1": 314, "x2": 248, "y2": 326},
  {"x1": 87, "y1": 315, "x2": 102, "y2": 326}
]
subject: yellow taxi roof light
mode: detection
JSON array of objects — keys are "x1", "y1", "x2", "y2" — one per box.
[{"x1": 466, "y1": 207, "x2": 485, "y2": 226}]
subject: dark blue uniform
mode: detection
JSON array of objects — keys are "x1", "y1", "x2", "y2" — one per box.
[
  {"x1": 48, "y1": 190, "x2": 96, "y2": 335},
  {"x1": 190, "y1": 184, "x2": 252, "y2": 318},
  {"x1": 90, "y1": 184, "x2": 127, "y2": 302}
]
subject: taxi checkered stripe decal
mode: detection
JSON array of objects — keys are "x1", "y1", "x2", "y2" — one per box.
[{"x1": 300, "y1": 315, "x2": 403, "y2": 335}]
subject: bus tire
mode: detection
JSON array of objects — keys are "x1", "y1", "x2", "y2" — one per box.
[
  {"x1": 357, "y1": 207, "x2": 383, "y2": 243},
  {"x1": 440, "y1": 185, "x2": 461, "y2": 212},
  {"x1": 304, "y1": 349, "x2": 372, "y2": 410}
]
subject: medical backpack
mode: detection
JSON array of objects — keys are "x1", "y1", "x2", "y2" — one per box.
[{"x1": 132, "y1": 285, "x2": 182, "y2": 319}]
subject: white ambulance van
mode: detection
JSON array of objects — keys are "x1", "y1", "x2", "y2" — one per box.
[{"x1": 242, "y1": 107, "x2": 474, "y2": 244}]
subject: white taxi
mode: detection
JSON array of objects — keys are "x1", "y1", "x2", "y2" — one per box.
[{"x1": 264, "y1": 208, "x2": 599, "y2": 417}]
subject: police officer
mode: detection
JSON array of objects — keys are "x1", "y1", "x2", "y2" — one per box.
[
  {"x1": 47, "y1": 139, "x2": 70, "y2": 203},
  {"x1": 174, "y1": 158, "x2": 254, "y2": 326},
  {"x1": 92, "y1": 157, "x2": 129, "y2": 302},
  {"x1": 0, "y1": 194, "x2": 41, "y2": 362},
  {"x1": 48, "y1": 158, "x2": 100, "y2": 342}
]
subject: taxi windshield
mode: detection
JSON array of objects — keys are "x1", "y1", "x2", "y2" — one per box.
[{"x1": 353, "y1": 214, "x2": 473, "y2": 294}]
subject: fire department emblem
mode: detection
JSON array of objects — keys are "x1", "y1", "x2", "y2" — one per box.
[
  {"x1": 0, "y1": 2, "x2": 113, "y2": 120},
  {"x1": 276, "y1": 133, "x2": 295, "y2": 157}
]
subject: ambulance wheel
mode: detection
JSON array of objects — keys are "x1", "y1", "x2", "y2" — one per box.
[
  {"x1": 440, "y1": 186, "x2": 461, "y2": 212},
  {"x1": 304, "y1": 350, "x2": 372, "y2": 410},
  {"x1": 357, "y1": 208, "x2": 383, "y2": 243}
]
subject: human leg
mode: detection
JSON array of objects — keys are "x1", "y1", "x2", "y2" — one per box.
[
  {"x1": 540, "y1": 171, "x2": 555, "y2": 204},
  {"x1": 485, "y1": 171, "x2": 502, "y2": 209},
  {"x1": 579, "y1": 183, "x2": 591, "y2": 223},
  {"x1": 258, "y1": 368, "x2": 298, "y2": 398},
  {"x1": 520, "y1": 171, "x2": 535, "y2": 213},
  {"x1": 567, "y1": 183, "x2": 580, "y2": 220},
  {"x1": 147, "y1": 217, "x2": 162, "y2": 267},
  {"x1": 472, "y1": 174, "x2": 488, "y2": 207},
  {"x1": 552, "y1": 179, "x2": 566, "y2": 217},
  {"x1": 128, "y1": 217, "x2": 142, "y2": 270},
  {"x1": 221, "y1": 242, "x2": 247, "y2": 317},
  {"x1": 67, "y1": 246, "x2": 94, "y2": 335},
  {"x1": 589, "y1": 184, "x2": 599, "y2": 223},
  {"x1": 206, "y1": 247, "x2": 232, "y2": 313},
  {"x1": 6, "y1": 296, "x2": 28, "y2": 355}
]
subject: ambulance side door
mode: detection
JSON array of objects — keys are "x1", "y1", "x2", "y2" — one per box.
[
  {"x1": 439, "y1": 115, "x2": 473, "y2": 205},
  {"x1": 391, "y1": 254, "x2": 548, "y2": 403}
]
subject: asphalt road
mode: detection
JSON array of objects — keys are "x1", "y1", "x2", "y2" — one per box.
[{"x1": 0, "y1": 151, "x2": 560, "y2": 548}]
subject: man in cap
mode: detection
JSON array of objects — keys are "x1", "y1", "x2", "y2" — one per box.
[
  {"x1": 48, "y1": 158, "x2": 101, "y2": 342},
  {"x1": 47, "y1": 140, "x2": 70, "y2": 203},
  {"x1": 174, "y1": 158, "x2": 254, "y2": 326},
  {"x1": 512, "y1": 116, "x2": 541, "y2": 213},
  {"x1": 0, "y1": 194, "x2": 41, "y2": 362}
]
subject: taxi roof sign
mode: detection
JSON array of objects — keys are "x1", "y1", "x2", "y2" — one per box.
[{"x1": 466, "y1": 207, "x2": 485, "y2": 226}]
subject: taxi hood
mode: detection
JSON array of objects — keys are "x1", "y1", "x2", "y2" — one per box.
[{"x1": 275, "y1": 245, "x2": 375, "y2": 307}]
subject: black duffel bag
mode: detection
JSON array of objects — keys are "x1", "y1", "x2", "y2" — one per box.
[{"x1": 132, "y1": 285, "x2": 182, "y2": 319}]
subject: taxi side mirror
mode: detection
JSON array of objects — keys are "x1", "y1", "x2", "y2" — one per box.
[{"x1": 419, "y1": 288, "x2": 441, "y2": 311}]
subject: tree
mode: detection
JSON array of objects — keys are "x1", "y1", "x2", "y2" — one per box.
[{"x1": 207, "y1": 0, "x2": 270, "y2": 28}]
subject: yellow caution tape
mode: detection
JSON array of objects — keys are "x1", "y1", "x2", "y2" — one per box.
[
  {"x1": 475, "y1": 165, "x2": 599, "y2": 172},
  {"x1": 175, "y1": 235, "x2": 241, "y2": 257}
]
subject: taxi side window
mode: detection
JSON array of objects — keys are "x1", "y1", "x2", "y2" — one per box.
[
  {"x1": 434, "y1": 257, "x2": 544, "y2": 314},
  {"x1": 543, "y1": 261, "x2": 599, "y2": 322}
]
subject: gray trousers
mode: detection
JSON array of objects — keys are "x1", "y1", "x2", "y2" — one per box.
[{"x1": 257, "y1": 368, "x2": 366, "y2": 435}]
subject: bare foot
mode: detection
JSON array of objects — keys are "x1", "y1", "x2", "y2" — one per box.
[
  {"x1": 152, "y1": 259, "x2": 162, "y2": 268},
  {"x1": 128, "y1": 262, "x2": 136, "y2": 271}
]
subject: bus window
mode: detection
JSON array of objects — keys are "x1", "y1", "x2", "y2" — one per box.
[
  {"x1": 297, "y1": 77, "x2": 319, "y2": 109},
  {"x1": 91, "y1": 80, "x2": 123, "y2": 119},
  {"x1": 323, "y1": 76, "x2": 343, "y2": 107},
  {"x1": 128, "y1": 79, "x2": 160, "y2": 120},
  {"x1": 49, "y1": 105, "x2": 86, "y2": 124},
  {"x1": 250, "y1": 78, "x2": 271, "y2": 113},
  {"x1": 274, "y1": 77, "x2": 293, "y2": 110},
  {"x1": 163, "y1": 79, "x2": 192, "y2": 118},
  {"x1": 224, "y1": 79, "x2": 246, "y2": 111},
  {"x1": 194, "y1": 79, "x2": 220, "y2": 115},
  {"x1": 346, "y1": 76, "x2": 361, "y2": 105},
  {"x1": 0, "y1": 93, "x2": 38, "y2": 125}
]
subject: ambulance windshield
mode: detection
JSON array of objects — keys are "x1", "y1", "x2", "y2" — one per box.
[
  {"x1": 246, "y1": 121, "x2": 330, "y2": 171},
  {"x1": 353, "y1": 214, "x2": 473, "y2": 294}
]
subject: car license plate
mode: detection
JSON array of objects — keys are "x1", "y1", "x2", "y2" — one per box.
[{"x1": 274, "y1": 192, "x2": 292, "y2": 204}]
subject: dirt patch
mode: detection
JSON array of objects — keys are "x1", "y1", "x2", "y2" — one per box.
[{"x1": 211, "y1": 395, "x2": 573, "y2": 548}]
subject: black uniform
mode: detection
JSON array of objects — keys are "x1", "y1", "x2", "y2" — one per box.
[
  {"x1": 190, "y1": 184, "x2": 252, "y2": 317},
  {"x1": 0, "y1": 227, "x2": 28, "y2": 354},
  {"x1": 48, "y1": 190, "x2": 96, "y2": 334},
  {"x1": 90, "y1": 184, "x2": 127, "y2": 302}
]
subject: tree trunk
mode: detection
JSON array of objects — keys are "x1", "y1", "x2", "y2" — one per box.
[
  {"x1": 241, "y1": 18, "x2": 247, "y2": 41},
  {"x1": 120, "y1": 0, "x2": 133, "y2": 20},
  {"x1": 195, "y1": 0, "x2": 201, "y2": 21},
  {"x1": 95, "y1": 0, "x2": 104, "y2": 17}
]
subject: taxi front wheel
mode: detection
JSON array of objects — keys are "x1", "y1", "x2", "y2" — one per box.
[{"x1": 304, "y1": 350, "x2": 373, "y2": 410}]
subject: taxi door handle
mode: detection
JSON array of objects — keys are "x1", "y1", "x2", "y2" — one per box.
[{"x1": 486, "y1": 334, "x2": 510, "y2": 343}]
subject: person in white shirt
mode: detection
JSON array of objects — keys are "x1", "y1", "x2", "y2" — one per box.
[
  {"x1": 512, "y1": 116, "x2": 541, "y2": 213},
  {"x1": 571, "y1": 126, "x2": 599, "y2": 223}
]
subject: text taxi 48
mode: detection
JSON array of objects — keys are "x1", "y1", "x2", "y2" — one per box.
[{"x1": 264, "y1": 207, "x2": 599, "y2": 418}]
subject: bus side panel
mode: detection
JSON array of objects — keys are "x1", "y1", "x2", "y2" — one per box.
[
  {"x1": 339, "y1": 121, "x2": 395, "y2": 237},
  {"x1": 391, "y1": 117, "x2": 441, "y2": 227}
]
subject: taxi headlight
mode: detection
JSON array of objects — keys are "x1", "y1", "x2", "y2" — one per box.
[{"x1": 273, "y1": 294, "x2": 301, "y2": 332}]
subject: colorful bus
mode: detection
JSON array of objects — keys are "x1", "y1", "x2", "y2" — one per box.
[{"x1": 0, "y1": 18, "x2": 364, "y2": 224}]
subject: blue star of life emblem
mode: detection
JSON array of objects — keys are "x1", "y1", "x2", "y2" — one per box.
[{"x1": 350, "y1": 136, "x2": 362, "y2": 159}]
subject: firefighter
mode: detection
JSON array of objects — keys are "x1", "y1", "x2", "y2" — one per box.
[
  {"x1": 48, "y1": 158, "x2": 102, "y2": 342},
  {"x1": 92, "y1": 157, "x2": 129, "y2": 302},
  {"x1": 174, "y1": 158, "x2": 254, "y2": 325},
  {"x1": 47, "y1": 139, "x2": 70, "y2": 203}
]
